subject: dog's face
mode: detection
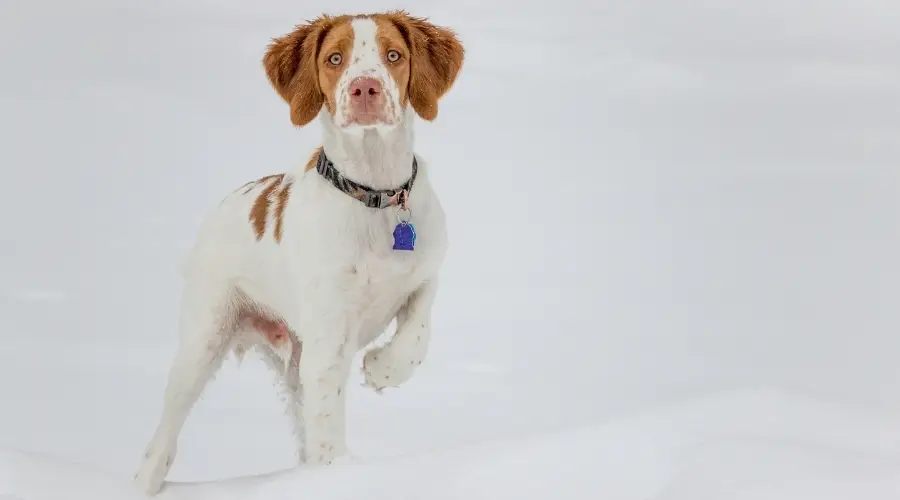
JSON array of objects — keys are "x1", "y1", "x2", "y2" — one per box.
[{"x1": 264, "y1": 11, "x2": 464, "y2": 131}]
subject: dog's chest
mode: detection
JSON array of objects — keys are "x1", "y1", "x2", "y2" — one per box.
[
  {"x1": 287, "y1": 180, "x2": 444, "y2": 331},
  {"x1": 330, "y1": 222, "x2": 436, "y2": 342},
  {"x1": 340, "y1": 216, "x2": 434, "y2": 319},
  {"x1": 351, "y1": 251, "x2": 419, "y2": 309}
]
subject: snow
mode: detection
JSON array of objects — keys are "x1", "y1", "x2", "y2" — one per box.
[
  {"x1": 6, "y1": 390, "x2": 900, "y2": 499},
  {"x1": 1, "y1": 0, "x2": 900, "y2": 498}
]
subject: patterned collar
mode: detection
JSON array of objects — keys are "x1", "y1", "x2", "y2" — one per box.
[{"x1": 314, "y1": 150, "x2": 418, "y2": 209}]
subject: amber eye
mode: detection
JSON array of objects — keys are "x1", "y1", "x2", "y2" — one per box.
[
  {"x1": 386, "y1": 49, "x2": 401, "y2": 62},
  {"x1": 328, "y1": 53, "x2": 342, "y2": 65}
]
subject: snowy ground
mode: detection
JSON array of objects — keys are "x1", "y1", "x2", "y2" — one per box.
[{"x1": 1, "y1": 0, "x2": 900, "y2": 498}]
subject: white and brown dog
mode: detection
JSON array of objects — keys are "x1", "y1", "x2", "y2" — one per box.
[{"x1": 134, "y1": 10, "x2": 464, "y2": 495}]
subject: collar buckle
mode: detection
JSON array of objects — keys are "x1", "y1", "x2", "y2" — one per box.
[{"x1": 364, "y1": 191, "x2": 393, "y2": 209}]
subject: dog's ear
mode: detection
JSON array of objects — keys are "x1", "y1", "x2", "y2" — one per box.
[
  {"x1": 263, "y1": 18, "x2": 331, "y2": 127},
  {"x1": 389, "y1": 12, "x2": 465, "y2": 121}
]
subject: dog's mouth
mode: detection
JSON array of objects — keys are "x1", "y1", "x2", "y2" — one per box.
[{"x1": 345, "y1": 111, "x2": 393, "y2": 127}]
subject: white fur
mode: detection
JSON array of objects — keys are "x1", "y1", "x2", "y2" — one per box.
[{"x1": 134, "y1": 20, "x2": 447, "y2": 496}]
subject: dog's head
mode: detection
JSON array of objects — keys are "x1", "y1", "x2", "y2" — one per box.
[{"x1": 263, "y1": 11, "x2": 464, "y2": 132}]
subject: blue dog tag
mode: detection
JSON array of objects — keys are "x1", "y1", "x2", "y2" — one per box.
[{"x1": 392, "y1": 221, "x2": 416, "y2": 251}]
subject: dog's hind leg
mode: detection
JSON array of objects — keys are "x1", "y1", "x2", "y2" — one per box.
[
  {"x1": 232, "y1": 292, "x2": 307, "y2": 463},
  {"x1": 134, "y1": 284, "x2": 236, "y2": 496},
  {"x1": 256, "y1": 335, "x2": 306, "y2": 463}
]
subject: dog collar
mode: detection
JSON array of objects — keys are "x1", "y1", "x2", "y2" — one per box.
[{"x1": 314, "y1": 150, "x2": 418, "y2": 209}]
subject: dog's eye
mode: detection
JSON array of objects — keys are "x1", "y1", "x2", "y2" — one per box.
[
  {"x1": 328, "y1": 53, "x2": 342, "y2": 65},
  {"x1": 386, "y1": 50, "x2": 401, "y2": 62}
]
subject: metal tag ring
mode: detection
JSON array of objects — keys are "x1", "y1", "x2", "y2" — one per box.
[{"x1": 396, "y1": 207, "x2": 412, "y2": 224}]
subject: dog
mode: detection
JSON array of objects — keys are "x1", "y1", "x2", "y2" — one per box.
[{"x1": 133, "y1": 10, "x2": 464, "y2": 495}]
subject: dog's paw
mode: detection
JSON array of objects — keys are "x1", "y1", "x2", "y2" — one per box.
[
  {"x1": 133, "y1": 441, "x2": 176, "y2": 496},
  {"x1": 304, "y1": 442, "x2": 350, "y2": 466},
  {"x1": 361, "y1": 347, "x2": 421, "y2": 392}
]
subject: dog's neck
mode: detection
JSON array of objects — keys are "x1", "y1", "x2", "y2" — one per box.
[{"x1": 318, "y1": 108, "x2": 416, "y2": 190}]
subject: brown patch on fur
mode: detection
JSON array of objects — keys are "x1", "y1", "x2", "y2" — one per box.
[
  {"x1": 272, "y1": 178, "x2": 293, "y2": 243},
  {"x1": 234, "y1": 180, "x2": 257, "y2": 193},
  {"x1": 249, "y1": 174, "x2": 284, "y2": 240},
  {"x1": 378, "y1": 11, "x2": 465, "y2": 121},
  {"x1": 239, "y1": 174, "x2": 282, "y2": 195},
  {"x1": 304, "y1": 146, "x2": 324, "y2": 171}
]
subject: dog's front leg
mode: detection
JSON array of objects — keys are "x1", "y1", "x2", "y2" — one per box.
[
  {"x1": 297, "y1": 310, "x2": 355, "y2": 465},
  {"x1": 363, "y1": 278, "x2": 438, "y2": 391}
]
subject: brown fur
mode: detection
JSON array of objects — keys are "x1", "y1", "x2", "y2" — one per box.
[
  {"x1": 272, "y1": 179, "x2": 293, "y2": 243},
  {"x1": 249, "y1": 174, "x2": 285, "y2": 240},
  {"x1": 240, "y1": 174, "x2": 282, "y2": 195},
  {"x1": 232, "y1": 148, "x2": 321, "y2": 244},
  {"x1": 304, "y1": 146, "x2": 323, "y2": 171}
]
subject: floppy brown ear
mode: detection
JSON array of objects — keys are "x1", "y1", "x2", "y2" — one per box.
[
  {"x1": 389, "y1": 12, "x2": 465, "y2": 121},
  {"x1": 263, "y1": 18, "x2": 330, "y2": 127}
]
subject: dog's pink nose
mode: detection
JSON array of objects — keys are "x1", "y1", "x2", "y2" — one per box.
[
  {"x1": 347, "y1": 77, "x2": 387, "y2": 125},
  {"x1": 349, "y1": 77, "x2": 382, "y2": 100}
]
